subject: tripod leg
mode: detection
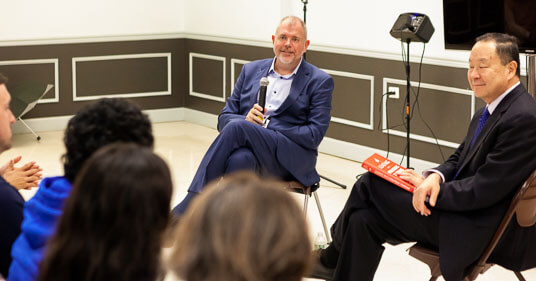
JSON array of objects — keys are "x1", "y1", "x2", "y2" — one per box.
[
  {"x1": 319, "y1": 174, "x2": 346, "y2": 189},
  {"x1": 18, "y1": 117, "x2": 41, "y2": 141}
]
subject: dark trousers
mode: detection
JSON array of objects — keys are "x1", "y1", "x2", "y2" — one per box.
[
  {"x1": 172, "y1": 120, "x2": 293, "y2": 215},
  {"x1": 330, "y1": 172, "x2": 440, "y2": 281}
]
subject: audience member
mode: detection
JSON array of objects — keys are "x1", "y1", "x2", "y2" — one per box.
[
  {"x1": 38, "y1": 143, "x2": 172, "y2": 281},
  {"x1": 8, "y1": 98, "x2": 154, "y2": 281},
  {"x1": 168, "y1": 172, "x2": 312, "y2": 281},
  {"x1": 0, "y1": 74, "x2": 24, "y2": 277},
  {"x1": 0, "y1": 73, "x2": 43, "y2": 276}
]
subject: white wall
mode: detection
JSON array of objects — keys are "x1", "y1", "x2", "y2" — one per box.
[
  {"x1": 184, "y1": 0, "x2": 283, "y2": 43},
  {"x1": 305, "y1": 1, "x2": 469, "y2": 63},
  {"x1": 0, "y1": 0, "x2": 483, "y2": 66},
  {"x1": 0, "y1": 0, "x2": 185, "y2": 41},
  {"x1": 182, "y1": 0, "x2": 471, "y2": 65}
]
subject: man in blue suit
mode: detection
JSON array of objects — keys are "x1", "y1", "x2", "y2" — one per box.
[{"x1": 173, "y1": 16, "x2": 334, "y2": 215}]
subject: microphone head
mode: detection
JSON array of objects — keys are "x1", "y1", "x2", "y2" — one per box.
[{"x1": 260, "y1": 77, "x2": 269, "y2": 87}]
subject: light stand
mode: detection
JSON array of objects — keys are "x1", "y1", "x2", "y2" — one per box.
[
  {"x1": 404, "y1": 39, "x2": 411, "y2": 168},
  {"x1": 301, "y1": 0, "x2": 308, "y2": 24},
  {"x1": 300, "y1": 0, "x2": 346, "y2": 189},
  {"x1": 389, "y1": 13, "x2": 434, "y2": 168}
]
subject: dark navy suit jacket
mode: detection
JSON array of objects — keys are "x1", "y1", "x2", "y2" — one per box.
[
  {"x1": 0, "y1": 176, "x2": 23, "y2": 277},
  {"x1": 218, "y1": 58, "x2": 334, "y2": 186},
  {"x1": 433, "y1": 84, "x2": 536, "y2": 279}
]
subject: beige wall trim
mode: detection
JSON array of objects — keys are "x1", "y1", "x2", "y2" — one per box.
[
  {"x1": 12, "y1": 107, "x2": 216, "y2": 135},
  {"x1": 318, "y1": 137, "x2": 438, "y2": 174},
  {"x1": 0, "y1": 32, "x2": 485, "y2": 72},
  {"x1": 0, "y1": 33, "x2": 187, "y2": 47}
]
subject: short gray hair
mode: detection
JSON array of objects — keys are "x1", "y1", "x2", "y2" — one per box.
[{"x1": 276, "y1": 16, "x2": 308, "y2": 40}]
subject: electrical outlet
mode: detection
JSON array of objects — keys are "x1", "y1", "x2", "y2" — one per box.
[{"x1": 388, "y1": 86, "x2": 400, "y2": 99}]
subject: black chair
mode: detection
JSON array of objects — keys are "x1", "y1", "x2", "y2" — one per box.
[{"x1": 408, "y1": 169, "x2": 536, "y2": 281}]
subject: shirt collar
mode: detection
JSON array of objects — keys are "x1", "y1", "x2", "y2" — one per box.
[
  {"x1": 268, "y1": 57, "x2": 303, "y2": 79},
  {"x1": 487, "y1": 81, "x2": 519, "y2": 114}
]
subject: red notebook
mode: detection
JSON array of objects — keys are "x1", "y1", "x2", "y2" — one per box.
[{"x1": 361, "y1": 153, "x2": 415, "y2": 193}]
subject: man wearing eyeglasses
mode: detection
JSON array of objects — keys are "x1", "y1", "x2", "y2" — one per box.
[{"x1": 172, "y1": 16, "x2": 334, "y2": 215}]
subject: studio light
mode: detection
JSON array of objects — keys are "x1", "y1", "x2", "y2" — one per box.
[{"x1": 390, "y1": 13, "x2": 434, "y2": 43}]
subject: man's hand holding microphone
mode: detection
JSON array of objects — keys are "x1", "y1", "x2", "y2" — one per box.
[{"x1": 245, "y1": 77, "x2": 269, "y2": 125}]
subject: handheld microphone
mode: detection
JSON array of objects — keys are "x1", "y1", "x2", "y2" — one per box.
[{"x1": 258, "y1": 77, "x2": 269, "y2": 111}]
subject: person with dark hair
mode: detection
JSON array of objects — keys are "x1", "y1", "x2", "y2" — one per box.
[
  {"x1": 169, "y1": 172, "x2": 312, "y2": 281},
  {"x1": 8, "y1": 98, "x2": 154, "y2": 281},
  {"x1": 38, "y1": 143, "x2": 172, "y2": 281},
  {"x1": 0, "y1": 74, "x2": 42, "y2": 277},
  {"x1": 310, "y1": 33, "x2": 536, "y2": 281},
  {"x1": 171, "y1": 16, "x2": 333, "y2": 215}
]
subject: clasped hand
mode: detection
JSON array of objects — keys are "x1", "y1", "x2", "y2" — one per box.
[{"x1": 0, "y1": 155, "x2": 43, "y2": 190}]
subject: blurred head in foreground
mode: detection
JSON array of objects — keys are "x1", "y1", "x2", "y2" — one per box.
[{"x1": 169, "y1": 172, "x2": 312, "y2": 281}]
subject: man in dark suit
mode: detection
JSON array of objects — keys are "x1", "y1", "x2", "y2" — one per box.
[
  {"x1": 172, "y1": 16, "x2": 334, "y2": 215},
  {"x1": 312, "y1": 33, "x2": 536, "y2": 281},
  {"x1": 0, "y1": 73, "x2": 25, "y2": 277}
]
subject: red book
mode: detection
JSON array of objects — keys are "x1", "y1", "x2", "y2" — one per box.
[{"x1": 361, "y1": 153, "x2": 415, "y2": 193}]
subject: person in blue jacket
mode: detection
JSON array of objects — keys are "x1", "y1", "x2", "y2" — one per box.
[
  {"x1": 7, "y1": 98, "x2": 154, "y2": 281},
  {"x1": 38, "y1": 143, "x2": 172, "y2": 281}
]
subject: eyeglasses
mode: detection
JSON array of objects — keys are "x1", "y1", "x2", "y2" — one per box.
[{"x1": 276, "y1": 35, "x2": 301, "y2": 43}]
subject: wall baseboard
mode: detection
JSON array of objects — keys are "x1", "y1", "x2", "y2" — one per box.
[
  {"x1": 13, "y1": 107, "x2": 438, "y2": 172},
  {"x1": 318, "y1": 137, "x2": 438, "y2": 173},
  {"x1": 12, "y1": 107, "x2": 190, "y2": 135}
]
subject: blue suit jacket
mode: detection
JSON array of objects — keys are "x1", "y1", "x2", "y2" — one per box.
[{"x1": 218, "y1": 58, "x2": 334, "y2": 186}]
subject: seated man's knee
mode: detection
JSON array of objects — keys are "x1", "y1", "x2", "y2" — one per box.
[
  {"x1": 226, "y1": 148, "x2": 258, "y2": 173},
  {"x1": 220, "y1": 119, "x2": 252, "y2": 136},
  {"x1": 349, "y1": 210, "x2": 374, "y2": 226},
  {"x1": 348, "y1": 209, "x2": 384, "y2": 236}
]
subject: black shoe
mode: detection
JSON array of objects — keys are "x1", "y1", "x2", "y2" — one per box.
[{"x1": 307, "y1": 249, "x2": 335, "y2": 280}]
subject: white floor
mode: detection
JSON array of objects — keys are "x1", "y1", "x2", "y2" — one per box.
[{"x1": 6, "y1": 121, "x2": 535, "y2": 281}]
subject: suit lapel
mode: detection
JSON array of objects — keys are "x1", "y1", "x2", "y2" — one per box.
[
  {"x1": 249, "y1": 60, "x2": 273, "y2": 106},
  {"x1": 457, "y1": 110, "x2": 481, "y2": 164},
  {"x1": 272, "y1": 61, "x2": 310, "y2": 116},
  {"x1": 457, "y1": 86, "x2": 522, "y2": 171}
]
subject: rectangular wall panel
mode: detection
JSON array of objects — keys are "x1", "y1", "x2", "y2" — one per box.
[
  {"x1": 72, "y1": 53, "x2": 171, "y2": 101},
  {"x1": 189, "y1": 53, "x2": 225, "y2": 102},
  {"x1": 0, "y1": 59, "x2": 59, "y2": 103}
]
